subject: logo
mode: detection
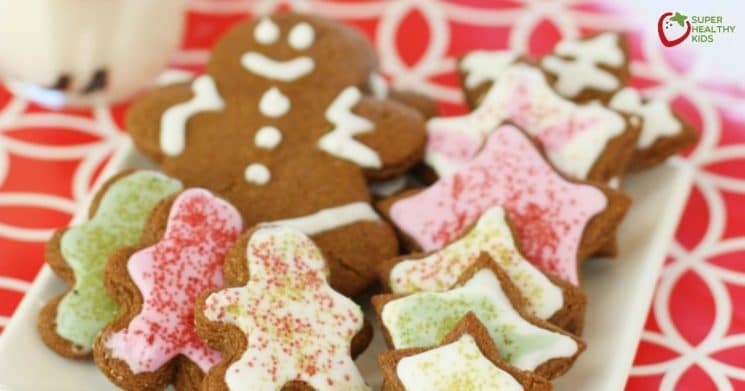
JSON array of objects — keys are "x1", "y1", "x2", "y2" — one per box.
[
  {"x1": 658, "y1": 12, "x2": 691, "y2": 47},
  {"x1": 658, "y1": 11, "x2": 736, "y2": 46}
]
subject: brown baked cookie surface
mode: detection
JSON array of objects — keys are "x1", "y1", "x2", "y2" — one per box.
[
  {"x1": 377, "y1": 124, "x2": 630, "y2": 286},
  {"x1": 38, "y1": 170, "x2": 182, "y2": 360},
  {"x1": 93, "y1": 189, "x2": 243, "y2": 390},
  {"x1": 372, "y1": 253, "x2": 585, "y2": 380},
  {"x1": 378, "y1": 206, "x2": 587, "y2": 334},
  {"x1": 195, "y1": 225, "x2": 372, "y2": 390},
  {"x1": 379, "y1": 312, "x2": 552, "y2": 391},
  {"x1": 127, "y1": 12, "x2": 428, "y2": 296}
]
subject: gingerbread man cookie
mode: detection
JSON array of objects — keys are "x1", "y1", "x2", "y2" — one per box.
[
  {"x1": 373, "y1": 254, "x2": 585, "y2": 379},
  {"x1": 196, "y1": 226, "x2": 372, "y2": 390},
  {"x1": 379, "y1": 206, "x2": 587, "y2": 334},
  {"x1": 378, "y1": 313, "x2": 552, "y2": 391},
  {"x1": 94, "y1": 188, "x2": 243, "y2": 390},
  {"x1": 127, "y1": 12, "x2": 428, "y2": 297},
  {"x1": 39, "y1": 170, "x2": 182, "y2": 359},
  {"x1": 379, "y1": 124, "x2": 630, "y2": 284}
]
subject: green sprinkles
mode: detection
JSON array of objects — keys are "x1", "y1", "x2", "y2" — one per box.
[{"x1": 55, "y1": 172, "x2": 181, "y2": 349}]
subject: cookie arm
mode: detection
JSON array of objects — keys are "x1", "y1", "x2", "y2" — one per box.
[
  {"x1": 354, "y1": 96, "x2": 427, "y2": 180},
  {"x1": 126, "y1": 82, "x2": 193, "y2": 163}
]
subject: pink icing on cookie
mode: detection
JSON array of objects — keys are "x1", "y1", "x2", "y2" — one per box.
[
  {"x1": 202, "y1": 226, "x2": 367, "y2": 390},
  {"x1": 105, "y1": 188, "x2": 243, "y2": 373},
  {"x1": 390, "y1": 125, "x2": 607, "y2": 284}
]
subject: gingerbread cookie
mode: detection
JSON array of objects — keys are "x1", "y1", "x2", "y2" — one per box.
[
  {"x1": 609, "y1": 87, "x2": 699, "y2": 169},
  {"x1": 379, "y1": 312, "x2": 552, "y2": 391},
  {"x1": 94, "y1": 188, "x2": 243, "y2": 390},
  {"x1": 373, "y1": 254, "x2": 585, "y2": 379},
  {"x1": 379, "y1": 206, "x2": 587, "y2": 334},
  {"x1": 540, "y1": 32, "x2": 630, "y2": 104},
  {"x1": 127, "y1": 12, "x2": 428, "y2": 297},
  {"x1": 195, "y1": 225, "x2": 372, "y2": 390},
  {"x1": 460, "y1": 33, "x2": 629, "y2": 106},
  {"x1": 366, "y1": 72, "x2": 440, "y2": 119},
  {"x1": 38, "y1": 170, "x2": 182, "y2": 359},
  {"x1": 379, "y1": 124, "x2": 629, "y2": 285},
  {"x1": 438, "y1": 61, "x2": 639, "y2": 183}
]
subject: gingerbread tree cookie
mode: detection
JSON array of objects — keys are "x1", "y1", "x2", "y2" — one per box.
[{"x1": 127, "y1": 12, "x2": 427, "y2": 296}]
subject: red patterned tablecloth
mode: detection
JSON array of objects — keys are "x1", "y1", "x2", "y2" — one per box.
[{"x1": 1, "y1": 1, "x2": 744, "y2": 390}]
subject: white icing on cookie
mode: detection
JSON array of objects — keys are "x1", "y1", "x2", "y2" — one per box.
[
  {"x1": 288, "y1": 22, "x2": 315, "y2": 50},
  {"x1": 554, "y1": 33, "x2": 624, "y2": 67},
  {"x1": 244, "y1": 163, "x2": 271, "y2": 185},
  {"x1": 541, "y1": 33, "x2": 624, "y2": 98},
  {"x1": 254, "y1": 126, "x2": 282, "y2": 150},
  {"x1": 317, "y1": 87, "x2": 381, "y2": 168},
  {"x1": 241, "y1": 52, "x2": 314, "y2": 81},
  {"x1": 389, "y1": 207, "x2": 564, "y2": 320},
  {"x1": 397, "y1": 335, "x2": 523, "y2": 391},
  {"x1": 254, "y1": 17, "x2": 279, "y2": 45},
  {"x1": 381, "y1": 269, "x2": 579, "y2": 371},
  {"x1": 369, "y1": 72, "x2": 389, "y2": 99},
  {"x1": 160, "y1": 75, "x2": 225, "y2": 156},
  {"x1": 608, "y1": 176, "x2": 621, "y2": 189},
  {"x1": 266, "y1": 202, "x2": 380, "y2": 236},
  {"x1": 259, "y1": 87, "x2": 290, "y2": 118},
  {"x1": 609, "y1": 87, "x2": 682, "y2": 149},
  {"x1": 459, "y1": 50, "x2": 518, "y2": 89},
  {"x1": 425, "y1": 64, "x2": 626, "y2": 180}
]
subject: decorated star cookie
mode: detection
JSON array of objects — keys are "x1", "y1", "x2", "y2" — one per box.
[
  {"x1": 378, "y1": 313, "x2": 552, "y2": 391},
  {"x1": 94, "y1": 188, "x2": 243, "y2": 390},
  {"x1": 379, "y1": 206, "x2": 587, "y2": 334},
  {"x1": 38, "y1": 170, "x2": 182, "y2": 359},
  {"x1": 430, "y1": 62, "x2": 638, "y2": 182},
  {"x1": 196, "y1": 226, "x2": 372, "y2": 390},
  {"x1": 540, "y1": 32, "x2": 630, "y2": 103},
  {"x1": 379, "y1": 124, "x2": 629, "y2": 284},
  {"x1": 127, "y1": 12, "x2": 429, "y2": 296},
  {"x1": 372, "y1": 257, "x2": 585, "y2": 379},
  {"x1": 609, "y1": 87, "x2": 698, "y2": 169}
]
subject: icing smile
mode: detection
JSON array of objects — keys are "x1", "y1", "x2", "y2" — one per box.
[{"x1": 241, "y1": 52, "x2": 315, "y2": 81}]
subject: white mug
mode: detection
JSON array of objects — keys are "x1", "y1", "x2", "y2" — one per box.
[{"x1": 0, "y1": 0, "x2": 186, "y2": 106}]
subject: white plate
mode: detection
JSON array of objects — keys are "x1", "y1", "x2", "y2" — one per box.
[{"x1": 0, "y1": 138, "x2": 694, "y2": 390}]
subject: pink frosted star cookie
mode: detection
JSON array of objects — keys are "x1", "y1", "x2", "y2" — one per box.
[
  {"x1": 378, "y1": 124, "x2": 630, "y2": 285},
  {"x1": 196, "y1": 226, "x2": 372, "y2": 391},
  {"x1": 94, "y1": 188, "x2": 243, "y2": 391}
]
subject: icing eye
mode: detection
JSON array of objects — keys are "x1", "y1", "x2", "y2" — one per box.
[
  {"x1": 254, "y1": 18, "x2": 279, "y2": 45},
  {"x1": 288, "y1": 22, "x2": 315, "y2": 50}
]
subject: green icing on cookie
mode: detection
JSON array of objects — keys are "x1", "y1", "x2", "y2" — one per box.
[
  {"x1": 382, "y1": 270, "x2": 577, "y2": 371},
  {"x1": 55, "y1": 171, "x2": 182, "y2": 350}
]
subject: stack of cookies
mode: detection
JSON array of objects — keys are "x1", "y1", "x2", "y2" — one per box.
[{"x1": 37, "y1": 12, "x2": 697, "y2": 391}]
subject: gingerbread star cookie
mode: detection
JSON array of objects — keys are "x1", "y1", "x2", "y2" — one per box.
[
  {"x1": 196, "y1": 226, "x2": 372, "y2": 390},
  {"x1": 39, "y1": 170, "x2": 182, "y2": 359},
  {"x1": 94, "y1": 188, "x2": 243, "y2": 390},
  {"x1": 431, "y1": 60, "x2": 639, "y2": 183},
  {"x1": 379, "y1": 124, "x2": 629, "y2": 285},
  {"x1": 379, "y1": 206, "x2": 587, "y2": 334},
  {"x1": 379, "y1": 312, "x2": 552, "y2": 391},
  {"x1": 373, "y1": 254, "x2": 585, "y2": 379}
]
